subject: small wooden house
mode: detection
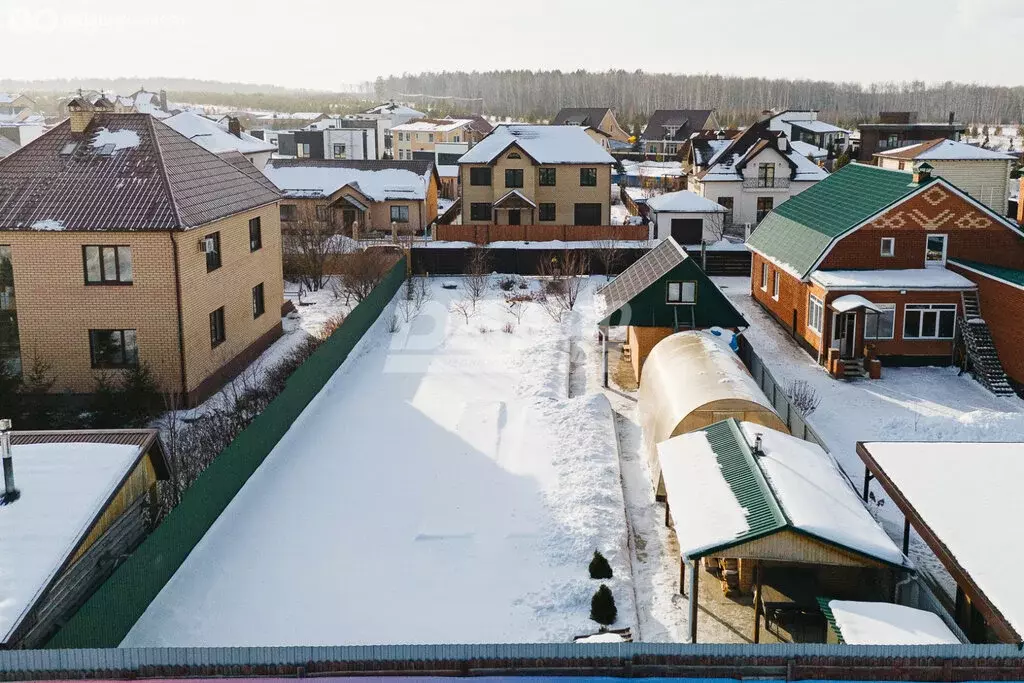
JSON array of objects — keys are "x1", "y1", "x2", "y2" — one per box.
[
  {"x1": 0, "y1": 428, "x2": 169, "y2": 648},
  {"x1": 596, "y1": 237, "x2": 748, "y2": 382}
]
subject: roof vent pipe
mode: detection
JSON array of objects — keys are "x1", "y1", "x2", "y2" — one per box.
[
  {"x1": 753, "y1": 432, "x2": 764, "y2": 458},
  {"x1": 1, "y1": 418, "x2": 18, "y2": 504}
]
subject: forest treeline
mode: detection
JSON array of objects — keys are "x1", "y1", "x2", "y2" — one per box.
[{"x1": 373, "y1": 70, "x2": 1024, "y2": 127}]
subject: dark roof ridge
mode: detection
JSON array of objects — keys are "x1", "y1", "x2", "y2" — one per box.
[{"x1": 148, "y1": 114, "x2": 184, "y2": 228}]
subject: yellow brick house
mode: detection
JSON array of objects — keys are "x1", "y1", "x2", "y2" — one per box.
[{"x1": 0, "y1": 98, "x2": 284, "y2": 406}]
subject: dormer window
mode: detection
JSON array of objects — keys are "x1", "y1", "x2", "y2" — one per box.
[
  {"x1": 507, "y1": 151, "x2": 522, "y2": 159},
  {"x1": 664, "y1": 126, "x2": 679, "y2": 138}
]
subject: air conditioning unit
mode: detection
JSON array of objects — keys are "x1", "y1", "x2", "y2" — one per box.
[{"x1": 199, "y1": 237, "x2": 216, "y2": 254}]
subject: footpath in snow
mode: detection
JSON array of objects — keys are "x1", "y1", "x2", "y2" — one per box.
[{"x1": 123, "y1": 278, "x2": 634, "y2": 646}]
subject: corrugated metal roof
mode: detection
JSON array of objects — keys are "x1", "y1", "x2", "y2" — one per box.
[
  {"x1": 597, "y1": 238, "x2": 686, "y2": 314},
  {"x1": 10, "y1": 429, "x2": 168, "y2": 478},
  {"x1": 949, "y1": 258, "x2": 1024, "y2": 288}
]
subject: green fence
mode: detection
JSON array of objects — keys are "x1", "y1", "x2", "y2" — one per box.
[{"x1": 46, "y1": 259, "x2": 406, "y2": 649}]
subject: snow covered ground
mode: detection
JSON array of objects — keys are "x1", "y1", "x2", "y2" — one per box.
[
  {"x1": 123, "y1": 278, "x2": 634, "y2": 646},
  {"x1": 712, "y1": 276, "x2": 1024, "y2": 595}
]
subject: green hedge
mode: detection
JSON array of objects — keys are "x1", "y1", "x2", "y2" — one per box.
[{"x1": 46, "y1": 258, "x2": 406, "y2": 648}]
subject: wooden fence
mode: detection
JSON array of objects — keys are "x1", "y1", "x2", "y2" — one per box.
[{"x1": 435, "y1": 224, "x2": 649, "y2": 244}]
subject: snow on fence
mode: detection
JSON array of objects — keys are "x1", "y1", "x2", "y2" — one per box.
[
  {"x1": 44, "y1": 258, "x2": 408, "y2": 650},
  {"x1": 435, "y1": 224, "x2": 649, "y2": 244}
]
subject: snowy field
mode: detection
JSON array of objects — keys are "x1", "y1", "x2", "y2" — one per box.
[{"x1": 123, "y1": 277, "x2": 634, "y2": 646}]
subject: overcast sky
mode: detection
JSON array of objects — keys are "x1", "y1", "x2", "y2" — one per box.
[{"x1": 3, "y1": 0, "x2": 1022, "y2": 90}]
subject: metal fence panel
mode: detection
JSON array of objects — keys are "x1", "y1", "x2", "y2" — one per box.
[{"x1": 44, "y1": 259, "x2": 406, "y2": 650}]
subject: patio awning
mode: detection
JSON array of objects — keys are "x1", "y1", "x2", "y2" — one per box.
[
  {"x1": 831, "y1": 295, "x2": 883, "y2": 314},
  {"x1": 338, "y1": 194, "x2": 369, "y2": 212}
]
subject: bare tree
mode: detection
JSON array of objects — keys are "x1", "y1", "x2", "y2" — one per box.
[
  {"x1": 539, "y1": 249, "x2": 590, "y2": 313},
  {"x1": 505, "y1": 292, "x2": 531, "y2": 324},
  {"x1": 337, "y1": 247, "x2": 400, "y2": 303},
  {"x1": 464, "y1": 247, "x2": 491, "y2": 311},
  {"x1": 399, "y1": 277, "x2": 431, "y2": 323},
  {"x1": 704, "y1": 212, "x2": 725, "y2": 243},
  {"x1": 593, "y1": 238, "x2": 623, "y2": 275},
  {"x1": 450, "y1": 295, "x2": 476, "y2": 324},
  {"x1": 787, "y1": 380, "x2": 822, "y2": 417},
  {"x1": 282, "y1": 203, "x2": 350, "y2": 292}
]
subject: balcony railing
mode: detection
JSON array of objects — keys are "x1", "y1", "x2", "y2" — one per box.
[{"x1": 743, "y1": 177, "x2": 791, "y2": 190}]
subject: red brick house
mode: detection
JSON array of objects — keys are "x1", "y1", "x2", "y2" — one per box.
[{"x1": 746, "y1": 163, "x2": 1024, "y2": 395}]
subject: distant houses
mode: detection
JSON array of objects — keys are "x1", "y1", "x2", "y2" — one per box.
[
  {"x1": 766, "y1": 109, "x2": 851, "y2": 153},
  {"x1": 857, "y1": 111, "x2": 967, "y2": 162},
  {"x1": 640, "y1": 109, "x2": 716, "y2": 157},
  {"x1": 163, "y1": 111, "x2": 276, "y2": 168},
  {"x1": 551, "y1": 107, "x2": 632, "y2": 144}
]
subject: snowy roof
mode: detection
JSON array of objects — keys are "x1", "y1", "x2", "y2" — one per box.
[
  {"x1": 876, "y1": 138, "x2": 1017, "y2": 161},
  {"x1": 822, "y1": 600, "x2": 960, "y2": 645},
  {"x1": 830, "y1": 294, "x2": 883, "y2": 313},
  {"x1": 790, "y1": 119, "x2": 851, "y2": 134},
  {"x1": 657, "y1": 420, "x2": 907, "y2": 567},
  {"x1": 860, "y1": 441, "x2": 1024, "y2": 640},
  {"x1": 646, "y1": 190, "x2": 726, "y2": 214},
  {"x1": 392, "y1": 118, "x2": 473, "y2": 133},
  {"x1": 364, "y1": 103, "x2": 426, "y2": 117},
  {"x1": 621, "y1": 160, "x2": 685, "y2": 178},
  {"x1": 163, "y1": 112, "x2": 275, "y2": 156},
  {"x1": 791, "y1": 140, "x2": 829, "y2": 159},
  {"x1": 0, "y1": 441, "x2": 144, "y2": 643},
  {"x1": 264, "y1": 160, "x2": 430, "y2": 201},
  {"x1": 290, "y1": 112, "x2": 325, "y2": 120},
  {"x1": 700, "y1": 128, "x2": 828, "y2": 183},
  {"x1": 810, "y1": 268, "x2": 976, "y2": 290},
  {"x1": 437, "y1": 164, "x2": 459, "y2": 177},
  {"x1": 458, "y1": 125, "x2": 616, "y2": 165}
]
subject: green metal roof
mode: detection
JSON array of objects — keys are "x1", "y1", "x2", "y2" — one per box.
[
  {"x1": 747, "y1": 164, "x2": 925, "y2": 278},
  {"x1": 949, "y1": 258, "x2": 1024, "y2": 289},
  {"x1": 816, "y1": 597, "x2": 846, "y2": 643},
  {"x1": 697, "y1": 419, "x2": 787, "y2": 554}
]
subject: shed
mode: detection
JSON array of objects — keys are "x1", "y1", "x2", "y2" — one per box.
[
  {"x1": 646, "y1": 190, "x2": 727, "y2": 245},
  {"x1": 0, "y1": 428, "x2": 169, "y2": 648},
  {"x1": 596, "y1": 238, "x2": 747, "y2": 382},
  {"x1": 638, "y1": 331, "x2": 785, "y2": 495},
  {"x1": 658, "y1": 420, "x2": 909, "y2": 643},
  {"x1": 817, "y1": 599, "x2": 961, "y2": 645}
]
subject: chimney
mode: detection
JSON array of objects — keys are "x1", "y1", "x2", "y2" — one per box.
[
  {"x1": 752, "y1": 433, "x2": 764, "y2": 457},
  {"x1": 1, "y1": 418, "x2": 18, "y2": 504},
  {"x1": 227, "y1": 116, "x2": 242, "y2": 138},
  {"x1": 159, "y1": 89, "x2": 168, "y2": 112},
  {"x1": 67, "y1": 98, "x2": 97, "y2": 135},
  {"x1": 912, "y1": 161, "x2": 934, "y2": 184},
  {"x1": 948, "y1": 111, "x2": 955, "y2": 126}
]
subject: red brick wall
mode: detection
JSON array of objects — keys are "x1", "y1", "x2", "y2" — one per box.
[
  {"x1": 750, "y1": 252, "x2": 826, "y2": 357},
  {"x1": 949, "y1": 264, "x2": 1024, "y2": 387},
  {"x1": 434, "y1": 224, "x2": 648, "y2": 244},
  {"x1": 819, "y1": 183, "x2": 1024, "y2": 271}
]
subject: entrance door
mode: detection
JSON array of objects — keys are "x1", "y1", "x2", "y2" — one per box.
[
  {"x1": 670, "y1": 218, "x2": 703, "y2": 244},
  {"x1": 508, "y1": 209, "x2": 521, "y2": 225},
  {"x1": 574, "y1": 203, "x2": 602, "y2": 226},
  {"x1": 832, "y1": 312, "x2": 857, "y2": 358},
  {"x1": 342, "y1": 209, "x2": 356, "y2": 229}
]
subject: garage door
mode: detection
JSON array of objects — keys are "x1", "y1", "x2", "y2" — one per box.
[{"x1": 671, "y1": 218, "x2": 703, "y2": 245}]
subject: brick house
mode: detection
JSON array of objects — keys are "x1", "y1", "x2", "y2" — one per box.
[
  {"x1": 857, "y1": 112, "x2": 966, "y2": 162},
  {"x1": 391, "y1": 119, "x2": 475, "y2": 161},
  {"x1": 458, "y1": 125, "x2": 616, "y2": 226},
  {"x1": 746, "y1": 163, "x2": 1024, "y2": 393},
  {"x1": 0, "y1": 99, "x2": 284, "y2": 406},
  {"x1": 263, "y1": 159, "x2": 440, "y2": 235},
  {"x1": 551, "y1": 107, "x2": 632, "y2": 143}
]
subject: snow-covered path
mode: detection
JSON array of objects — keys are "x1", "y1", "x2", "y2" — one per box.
[{"x1": 123, "y1": 279, "x2": 634, "y2": 646}]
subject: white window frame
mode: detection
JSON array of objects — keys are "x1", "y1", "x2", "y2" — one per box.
[
  {"x1": 903, "y1": 303, "x2": 957, "y2": 340},
  {"x1": 880, "y1": 237, "x2": 895, "y2": 258},
  {"x1": 772, "y1": 271, "x2": 780, "y2": 300},
  {"x1": 925, "y1": 233, "x2": 948, "y2": 267},
  {"x1": 863, "y1": 303, "x2": 896, "y2": 340},
  {"x1": 807, "y1": 294, "x2": 824, "y2": 335},
  {"x1": 667, "y1": 280, "x2": 697, "y2": 305},
  {"x1": 760, "y1": 263, "x2": 769, "y2": 291}
]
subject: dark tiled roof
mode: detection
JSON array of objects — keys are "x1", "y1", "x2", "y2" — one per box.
[
  {"x1": 267, "y1": 157, "x2": 435, "y2": 177},
  {"x1": 552, "y1": 107, "x2": 611, "y2": 128},
  {"x1": 747, "y1": 164, "x2": 921, "y2": 278},
  {"x1": 216, "y1": 150, "x2": 281, "y2": 195},
  {"x1": 641, "y1": 109, "x2": 714, "y2": 141},
  {"x1": 0, "y1": 113, "x2": 280, "y2": 231}
]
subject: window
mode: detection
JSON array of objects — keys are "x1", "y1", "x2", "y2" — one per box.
[
  {"x1": 205, "y1": 232, "x2": 221, "y2": 272},
  {"x1": 470, "y1": 202, "x2": 492, "y2": 221},
  {"x1": 83, "y1": 246, "x2": 132, "y2": 284},
  {"x1": 297, "y1": 143, "x2": 310, "y2": 158},
  {"x1": 665, "y1": 143, "x2": 677, "y2": 155},
  {"x1": 667, "y1": 281, "x2": 697, "y2": 304},
  {"x1": 280, "y1": 204, "x2": 298, "y2": 221},
  {"x1": 807, "y1": 294, "x2": 824, "y2": 334},
  {"x1": 539, "y1": 168, "x2": 557, "y2": 186},
  {"x1": 89, "y1": 329, "x2": 138, "y2": 368},
  {"x1": 210, "y1": 307, "x2": 226, "y2": 347},
  {"x1": 718, "y1": 196, "x2": 734, "y2": 224},
  {"x1": 580, "y1": 168, "x2": 598, "y2": 186},
  {"x1": 904, "y1": 304, "x2": 956, "y2": 340},
  {"x1": 252, "y1": 283, "x2": 265, "y2": 319},
  {"x1": 505, "y1": 168, "x2": 524, "y2": 188},
  {"x1": 333, "y1": 143, "x2": 346, "y2": 159},
  {"x1": 539, "y1": 203, "x2": 556, "y2": 221},
  {"x1": 453, "y1": 135, "x2": 460, "y2": 143},
  {"x1": 772, "y1": 271, "x2": 780, "y2": 300},
  {"x1": 760, "y1": 263, "x2": 768, "y2": 290},
  {"x1": 756, "y1": 196, "x2": 774, "y2": 223},
  {"x1": 880, "y1": 237, "x2": 895, "y2": 258},
  {"x1": 757, "y1": 163, "x2": 776, "y2": 188},
  {"x1": 864, "y1": 303, "x2": 896, "y2": 340},
  {"x1": 249, "y1": 217, "x2": 262, "y2": 252},
  {"x1": 886, "y1": 133, "x2": 900, "y2": 149},
  {"x1": 507, "y1": 152, "x2": 522, "y2": 159},
  {"x1": 390, "y1": 205, "x2": 409, "y2": 223},
  {"x1": 428, "y1": 133, "x2": 434, "y2": 142},
  {"x1": 898, "y1": 161, "x2": 906, "y2": 171},
  {"x1": 925, "y1": 234, "x2": 948, "y2": 266},
  {"x1": 469, "y1": 167, "x2": 492, "y2": 186}
]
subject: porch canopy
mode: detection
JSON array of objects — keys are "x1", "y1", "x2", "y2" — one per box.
[
  {"x1": 660, "y1": 420, "x2": 910, "y2": 643},
  {"x1": 830, "y1": 294, "x2": 883, "y2": 314}
]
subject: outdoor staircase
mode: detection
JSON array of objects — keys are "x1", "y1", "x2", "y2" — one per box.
[
  {"x1": 960, "y1": 290, "x2": 1016, "y2": 397},
  {"x1": 842, "y1": 358, "x2": 869, "y2": 380}
]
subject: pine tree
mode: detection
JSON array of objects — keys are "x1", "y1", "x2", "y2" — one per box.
[
  {"x1": 590, "y1": 584, "x2": 617, "y2": 625},
  {"x1": 589, "y1": 550, "x2": 613, "y2": 579}
]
